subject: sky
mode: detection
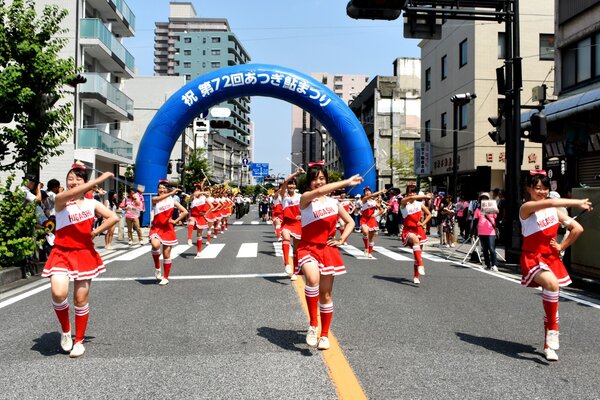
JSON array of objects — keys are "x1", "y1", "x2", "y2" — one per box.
[{"x1": 125, "y1": 0, "x2": 420, "y2": 175}]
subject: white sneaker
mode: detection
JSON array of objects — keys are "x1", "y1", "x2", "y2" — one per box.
[
  {"x1": 194, "y1": 252, "x2": 202, "y2": 259},
  {"x1": 490, "y1": 265, "x2": 499, "y2": 272},
  {"x1": 450, "y1": 243, "x2": 456, "y2": 248},
  {"x1": 60, "y1": 331, "x2": 73, "y2": 352},
  {"x1": 367, "y1": 253, "x2": 374, "y2": 259},
  {"x1": 317, "y1": 336, "x2": 331, "y2": 350},
  {"x1": 159, "y1": 278, "x2": 169, "y2": 286},
  {"x1": 69, "y1": 342, "x2": 85, "y2": 358},
  {"x1": 306, "y1": 326, "x2": 318, "y2": 347},
  {"x1": 290, "y1": 274, "x2": 298, "y2": 281},
  {"x1": 544, "y1": 347, "x2": 558, "y2": 361},
  {"x1": 546, "y1": 330, "x2": 560, "y2": 350},
  {"x1": 413, "y1": 277, "x2": 421, "y2": 284},
  {"x1": 187, "y1": 239, "x2": 193, "y2": 246},
  {"x1": 284, "y1": 265, "x2": 293, "y2": 276},
  {"x1": 128, "y1": 240, "x2": 133, "y2": 246},
  {"x1": 154, "y1": 269, "x2": 162, "y2": 280},
  {"x1": 417, "y1": 265, "x2": 425, "y2": 276},
  {"x1": 363, "y1": 250, "x2": 369, "y2": 257}
]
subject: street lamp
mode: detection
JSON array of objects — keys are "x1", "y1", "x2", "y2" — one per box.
[{"x1": 450, "y1": 92, "x2": 476, "y2": 200}]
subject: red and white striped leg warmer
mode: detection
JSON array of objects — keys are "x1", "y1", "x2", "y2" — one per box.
[
  {"x1": 542, "y1": 289, "x2": 559, "y2": 331},
  {"x1": 305, "y1": 285, "x2": 319, "y2": 327},
  {"x1": 163, "y1": 259, "x2": 172, "y2": 279},
  {"x1": 151, "y1": 250, "x2": 161, "y2": 269},
  {"x1": 282, "y1": 240, "x2": 290, "y2": 266},
  {"x1": 52, "y1": 298, "x2": 71, "y2": 333},
  {"x1": 319, "y1": 302, "x2": 333, "y2": 338},
  {"x1": 74, "y1": 303, "x2": 89, "y2": 344},
  {"x1": 413, "y1": 245, "x2": 423, "y2": 267}
]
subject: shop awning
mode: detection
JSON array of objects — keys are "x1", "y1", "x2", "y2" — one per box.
[{"x1": 521, "y1": 85, "x2": 600, "y2": 129}]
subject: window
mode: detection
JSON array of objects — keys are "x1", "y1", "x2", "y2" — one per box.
[
  {"x1": 540, "y1": 34, "x2": 555, "y2": 60},
  {"x1": 183, "y1": 62, "x2": 191, "y2": 68},
  {"x1": 211, "y1": 49, "x2": 220, "y2": 56},
  {"x1": 425, "y1": 120, "x2": 431, "y2": 142},
  {"x1": 459, "y1": 39, "x2": 468, "y2": 67},
  {"x1": 211, "y1": 37, "x2": 220, "y2": 43},
  {"x1": 498, "y1": 32, "x2": 506, "y2": 59},
  {"x1": 185, "y1": 74, "x2": 191, "y2": 81},
  {"x1": 184, "y1": 37, "x2": 191, "y2": 43},
  {"x1": 441, "y1": 55, "x2": 447, "y2": 80},
  {"x1": 184, "y1": 49, "x2": 191, "y2": 56},
  {"x1": 211, "y1": 61, "x2": 221, "y2": 68},
  {"x1": 561, "y1": 32, "x2": 600, "y2": 90},
  {"x1": 459, "y1": 104, "x2": 468, "y2": 130},
  {"x1": 577, "y1": 37, "x2": 592, "y2": 82},
  {"x1": 202, "y1": 62, "x2": 206, "y2": 68},
  {"x1": 441, "y1": 113, "x2": 447, "y2": 137},
  {"x1": 425, "y1": 68, "x2": 431, "y2": 91}
]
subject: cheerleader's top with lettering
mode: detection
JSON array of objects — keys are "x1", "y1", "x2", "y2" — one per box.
[
  {"x1": 152, "y1": 197, "x2": 175, "y2": 227},
  {"x1": 54, "y1": 199, "x2": 96, "y2": 249},
  {"x1": 361, "y1": 199, "x2": 378, "y2": 219},
  {"x1": 520, "y1": 206, "x2": 560, "y2": 254},
  {"x1": 300, "y1": 197, "x2": 339, "y2": 244},
  {"x1": 282, "y1": 192, "x2": 301, "y2": 222},
  {"x1": 401, "y1": 200, "x2": 423, "y2": 228},
  {"x1": 189, "y1": 195, "x2": 207, "y2": 218}
]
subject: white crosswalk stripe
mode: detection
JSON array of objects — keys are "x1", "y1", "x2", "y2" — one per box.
[
  {"x1": 396, "y1": 247, "x2": 447, "y2": 262},
  {"x1": 237, "y1": 243, "x2": 258, "y2": 258},
  {"x1": 373, "y1": 246, "x2": 413, "y2": 261},
  {"x1": 195, "y1": 243, "x2": 225, "y2": 259},
  {"x1": 105, "y1": 246, "x2": 151, "y2": 264},
  {"x1": 251, "y1": 221, "x2": 259, "y2": 225},
  {"x1": 339, "y1": 244, "x2": 371, "y2": 259},
  {"x1": 233, "y1": 221, "x2": 244, "y2": 225},
  {"x1": 272, "y1": 242, "x2": 283, "y2": 257}
]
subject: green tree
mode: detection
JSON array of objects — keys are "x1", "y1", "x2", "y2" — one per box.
[
  {"x1": 0, "y1": 0, "x2": 77, "y2": 177},
  {"x1": 184, "y1": 148, "x2": 212, "y2": 192},
  {"x1": 389, "y1": 142, "x2": 416, "y2": 189},
  {"x1": 0, "y1": 175, "x2": 44, "y2": 269}
]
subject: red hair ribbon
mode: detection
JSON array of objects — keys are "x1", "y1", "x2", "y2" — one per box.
[
  {"x1": 308, "y1": 160, "x2": 325, "y2": 167},
  {"x1": 529, "y1": 169, "x2": 547, "y2": 176},
  {"x1": 159, "y1": 179, "x2": 169, "y2": 183},
  {"x1": 71, "y1": 161, "x2": 86, "y2": 170},
  {"x1": 194, "y1": 183, "x2": 202, "y2": 187}
]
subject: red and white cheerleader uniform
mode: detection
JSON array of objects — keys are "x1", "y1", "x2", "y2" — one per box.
[
  {"x1": 337, "y1": 198, "x2": 352, "y2": 237},
  {"x1": 149, "y1": 197, "x2": 178, "y2": 246},
  {"x1": 42, "y1": 198, "x2": 105, "y2": 280},
  {"x1": 281, "y1": 192, "x2": 302, "y2": 269},
  {"x1": 520, "y1": 206, "x2": 571, "y2": 287},
  {"x1": 272, "y1": 195, "x2": 283, "y2": 240},
  {"x1": 401, "y1": 200, "x2": 428, "y2": 280},
  {"x1": 188, "y1": 195, "x2": 209, "y2": 253},
  {"x1": 520, "y1": 205, "x2": 569, "y2": 354},
  {"x1": 359, "y1": 198, "x2": 379, "y2": 255},
  {"x1": 296, "y1": 197, "x2": 346, "y2": 342}
]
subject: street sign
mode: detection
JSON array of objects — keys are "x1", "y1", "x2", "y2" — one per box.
[
  {"x1": 414, "y1": 142, "x2": 432, "y2": 176},
  {"x1": 242, "y1": 158, "x2": 249, "y2": 167},
  {"x1": 250, "y1": 163, "x2": 269, "y2": 177}
]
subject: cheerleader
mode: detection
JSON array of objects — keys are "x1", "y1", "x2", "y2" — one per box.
[
  {"x1": 359, "y1": 186, "x2": 386, "y2": 258},
  {"x1": 41, "y1": 163, "x2": 119, "y2": 358},
  {"x1": 281, "y1": 168, "x2": 304, "y2": 280},
  {"x1": 297, "y1": 162, "x2": 363, "y2": 349},
  {"x1": 337, "y1": 192, "x2": 355, "y2": 244},
  {"x1": 271, "y1": 185, "x2": 284, "y2": 241},
  {"x1": 149, "y1": 180, "x2": 188, "y2": 286},
  {"x1": 187, "y1": 180, "x2": 210, "y2": 258},
  {"x1": 400, "y1": 184, "x2": 432, "y2": 284},
  {"x1": 520, "y1": 170, "x2": 591, "y2": 361}
]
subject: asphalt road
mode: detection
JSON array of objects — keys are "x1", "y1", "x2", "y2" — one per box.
[{"x1": 1, "y1": 206, "x2": 600, "y2": 400}]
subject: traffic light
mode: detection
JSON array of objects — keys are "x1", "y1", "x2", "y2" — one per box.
[
  {"x1": 176, "y1": 161, "x2": 184, "y2": 173},
  {"x1": 488, "y1": 115, "x2": 506, "y2": 145},
  {"x1": 209, "y1": 119, "x2": 232, "y2": 129},
  {"x1": 167, "y1": 162, "x2": 172, "y2": 174},
  {"x1": 346, "y1": 0, "x2": 403, "y2": 20},
  {"x1": 528, "y1": 111, "x2": 547, "y2": 143},
  {"x1": 67, "y1": 74, "x2": 87, "y2": 87}
]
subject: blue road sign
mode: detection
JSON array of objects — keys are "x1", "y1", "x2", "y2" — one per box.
[
  {"x1": 242, "y1": 157, "x2": 249, "y2": 166},
  {"x1": 250, "y1": 163, "x2": 269, "y2": 177}
]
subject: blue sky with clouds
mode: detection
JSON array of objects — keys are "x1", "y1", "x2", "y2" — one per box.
[{"x1": 125, "y1": 0, "x2": 420, "y2": 175}]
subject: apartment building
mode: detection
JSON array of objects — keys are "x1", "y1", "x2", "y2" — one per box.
[
  {"x1": 291, "y1": 73, "x2": 370, "y2": 173},
  {"x1": 420, "y1": 1, "x2": 554, "y2": 197}
]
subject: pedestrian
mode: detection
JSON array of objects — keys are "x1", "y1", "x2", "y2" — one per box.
[
  {"x1": 45, "y1": 178, "x2": 62, "y2": 217},
  {"x1": 400, "y1": 183, "x2": 432, "y2": 284},
  {"x1": 473, "y1": 192, "x2": 498, "y2": 271},
  {"x1": 136, "y1": 185, "x2": 146, "y2": 227},
  {"x1": 120, "y1": 188, "x2": 145, "y2": 245},
  {"x1": 104, "y1": 190, "x2": 120, "y2": 249},
  {"x1": 385, "y1": 191, "x2": 400, "y2": 237},
  {"x1": 441, "y1": 195, "x2": 456, "y2": 247},
  {"x1": 359, "y1": 186, "x2": 386, "y2": 258},
  {"x1": 297, "y1": 162, "x2": 362, "y2": 350},
  {"x1": 281, "y1": 167, "x2": 304, "y2": 280},
  {"x1": 41, "y1": 163, "x2": 118, "y2": 358},
  {"x1": 352, "y1": 194, "x2": 362, "y2": 232},
  {"x1": 520, "y1": 170, "x2": 592, "y2": 361},
  {"x1": 149, "y1": 180, "x2": 188, "y2": 286}
]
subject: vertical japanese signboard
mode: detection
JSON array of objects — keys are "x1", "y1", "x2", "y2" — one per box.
[{"x1": 414, "y1": 142, "x2": 432, "y2": 176}]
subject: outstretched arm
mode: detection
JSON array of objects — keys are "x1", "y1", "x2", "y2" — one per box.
[
  {"x1": 520, "y1": 198, "x2": 592, "y2": 220},
  {"x1": 55, "y1": 172, "x2": 113, "y2": 211},
  {"x1": 300, "y1": 175, "x2": 363, "y2": 209}
]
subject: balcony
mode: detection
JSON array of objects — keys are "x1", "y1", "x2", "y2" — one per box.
[
  {"x1": 85, "y1": 0, "x2": 136, "y2": 37},
  {"x1": 77, "y1": 128, "x2": 133, "y2": 161},
  {"x1": 79, "y1": 73, "x2": 134, "y2": 120},
  {"x1": 80, "y1": 18, "x2": 135, "y2": 78}
]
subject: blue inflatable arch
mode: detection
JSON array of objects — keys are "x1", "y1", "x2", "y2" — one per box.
[{"x1": 134, "y1": 63, "x2": 375, "y2": 194}]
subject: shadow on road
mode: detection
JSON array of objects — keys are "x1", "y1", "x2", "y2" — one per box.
[
  {"x1": 31, "y1": 332, "x2": 96, "y2": 357},
  {"x1": 262, "y1": 276, "x2": 290, "y2": 286},
  {"x1": 372, "y1": 275, "x2": 419, "y2": 287},
  {"x1": 256, "y1": 327, "x2": 313, "y2": 356},
  {"x1": 456, "y1": 332, "x2": 548, "y2": 365}
]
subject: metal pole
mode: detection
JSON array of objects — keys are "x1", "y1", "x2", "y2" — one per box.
[{"x1": 452, "y1": 102, "x2": 458, "y2": 200}]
